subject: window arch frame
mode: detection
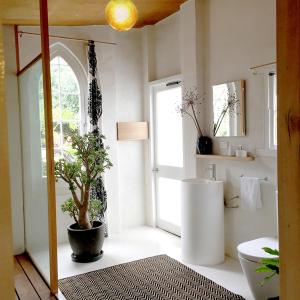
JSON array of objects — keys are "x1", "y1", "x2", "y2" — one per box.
[{"x1": 49, "y1": 42, "x2": 88, "y2": 135}]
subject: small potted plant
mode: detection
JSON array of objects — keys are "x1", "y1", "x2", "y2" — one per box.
[
  {"x1": 256, "y1": 247, "x2": 279, "y2": 300},
  {"x1": 55, "y1": 132, "x2": 112, "y2": 262},
  {"x1": 177, "y1": 88, "x2": 212, "y2": 154}
]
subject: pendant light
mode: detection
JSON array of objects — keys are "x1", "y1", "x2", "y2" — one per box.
[{"x1": 105, "y1": 0, "x2": 138, "y2": 31}]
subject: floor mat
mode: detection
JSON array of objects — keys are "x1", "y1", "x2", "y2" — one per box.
[{"x1": 59, "y1": 255, "x2": 245, "y2": 300}]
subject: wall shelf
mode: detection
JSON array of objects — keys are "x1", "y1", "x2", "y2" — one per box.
[{"x1": 196, "y1": 154, "x2": 255, "y2": 161}]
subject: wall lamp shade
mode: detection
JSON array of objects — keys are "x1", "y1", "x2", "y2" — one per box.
[{"x1": 105, "y1": 0, "x2": 138, "y2": 31}]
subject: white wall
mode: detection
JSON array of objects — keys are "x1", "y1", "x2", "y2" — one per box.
[
  {"x1": 153, "y1": 13, "x2": 181, "y2": 80},
  {"x1": 3, "y1": 26, "x2": 25, "y2": 255},
  {"x1": 6, "y1": 24, "x2": 146, "y2": 246},
  {"x1": 143, "y1": 0, "x2": 277, "y2": 259},
  {"x1": 114, "y1": 31, "x2": 146, "y2": 228},
  {"x1": 198, "y1": 0, "x2": 277, "y2": 258}
]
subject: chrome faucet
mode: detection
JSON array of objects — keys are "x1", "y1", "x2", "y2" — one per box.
[{"x1": 207, "y1": 164, "x2": 216, "y2": 181}]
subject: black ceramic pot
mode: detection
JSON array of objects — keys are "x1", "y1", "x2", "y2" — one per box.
[
  {"x1": 197, "y1": 136, "x2": 213, "y2": 155},
  {"x1": 67, "y1": 221, "x2": 104, "y2": 263}
]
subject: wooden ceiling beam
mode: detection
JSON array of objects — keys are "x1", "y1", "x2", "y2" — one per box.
[{"x1": 1, "y1": 0, "x2": 187, "y2": 27}]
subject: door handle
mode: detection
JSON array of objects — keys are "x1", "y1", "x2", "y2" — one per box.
[{"x1": 152, "y1": 168, "x2": 159, "y2": 173}]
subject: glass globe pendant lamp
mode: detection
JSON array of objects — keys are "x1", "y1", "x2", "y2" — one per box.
[{"x1": 105, "y1": 0, "x2": 138, "y2": 31}]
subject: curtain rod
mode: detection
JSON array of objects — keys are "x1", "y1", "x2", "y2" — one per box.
[
  {"x1": 250, "y1": 61, "x2": 276, "y2": 70},
  {"x1": 18, "y1": 30, "x2": 117, "y2": 46}
]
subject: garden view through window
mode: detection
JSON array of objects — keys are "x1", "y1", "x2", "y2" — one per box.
[{"x1": 39, "y1": 56, "x2": 81, "y2": 175}]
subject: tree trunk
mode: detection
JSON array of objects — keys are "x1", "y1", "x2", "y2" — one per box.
[{"x1": 78, "y1": 208, "x2": 91, "y2": 229}]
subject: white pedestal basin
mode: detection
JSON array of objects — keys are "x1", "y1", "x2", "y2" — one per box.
[{"x1": 181, "y1": 179, "x2": 224, "y2": 265}]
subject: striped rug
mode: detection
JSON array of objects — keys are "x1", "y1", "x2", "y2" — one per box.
[{"x1": 59, "y1": 255, "x2": 245, "y2": 300}]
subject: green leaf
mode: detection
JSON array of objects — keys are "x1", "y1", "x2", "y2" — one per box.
[
  {"x1": 262, "y1": 247, "x2": 279, "y2": 256},
  {"x1": 259, "y1": 258, "x2": 279, "y2": 266},
  {"x1": 256, "y1": 266, "x2": 274, "y2": 273}
]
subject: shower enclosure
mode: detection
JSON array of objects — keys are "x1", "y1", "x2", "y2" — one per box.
[{"x1": 18, "y1": 58, "x2": 56, "y2": 285}]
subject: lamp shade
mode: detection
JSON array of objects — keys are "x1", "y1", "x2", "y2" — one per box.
[{"x1": 105, "y1": 0, "x2": 138, "y2": 31}]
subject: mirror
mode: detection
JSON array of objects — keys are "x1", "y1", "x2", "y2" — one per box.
[{"x1": 212, "y1": 80, "x2": 246, "y2": 137}]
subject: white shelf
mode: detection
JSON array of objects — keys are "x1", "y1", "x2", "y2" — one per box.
[{"x1": 196, "y1": 154, "x2": 255, "y2": 161}]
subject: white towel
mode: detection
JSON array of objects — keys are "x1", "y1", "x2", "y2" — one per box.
[{"x1": 240, "y1": 177, "x2": 262, "y2": 211}]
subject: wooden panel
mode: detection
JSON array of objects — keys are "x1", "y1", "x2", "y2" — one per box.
[
  {"x1": 14, "y1": 25, "x2": 20, "y2": 73},
  {"x1": 196, "y1": 154, "x2": 254, "y2": 161},
  {"x1": 39, "y1": 0, "x2": 58, "y2": 294},
  {"x1": 0, "y1": 21, "x2": 15, "y2": 300},
  {"x1": 1, "y1": 0, "x2": 186, "y2": 27},
  {"x1": 14, "y1": 258, "x2": 40, "y2": 300},
  {"x1": 16, "y1": 255, "x2": 56, "y2": 300},
  {"x1": 277, "y1": 0, "x2": 300, "y2": 299},
  {"x1": 117, "y1": 122, "x2": 149, "y2": 141}
]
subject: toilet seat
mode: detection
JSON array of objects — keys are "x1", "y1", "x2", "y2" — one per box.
[{"x1": 237, "y1": 237, "x2": 278, "y2": 263}]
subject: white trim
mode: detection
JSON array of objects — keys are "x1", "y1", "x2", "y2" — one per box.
[
  {"x1": 149, "y1": 77, "x2": 183, "y2": 236},
  {"x1": 148, "y1": 74, "x2": 182, "y2": 87},
  {"x1": 268, "y1": 73, "x2": 277, "y2": 150},
  {"x1": 250, "y1": 62, "x2": 276, "y2": 76},
  {"x1": 144, "y1": 73, "x2": 182, "y2": 228},
  {"x1": 253, "y1": 64, "x2": 278, "y2": 155}
]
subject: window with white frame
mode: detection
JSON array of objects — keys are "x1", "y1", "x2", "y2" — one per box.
[
  {"x1": 39, "y1": 56, "x2": 85, "y2": 175},
  {"x1": 268, "y1": 72, "x2": 277, "y2": 150}
]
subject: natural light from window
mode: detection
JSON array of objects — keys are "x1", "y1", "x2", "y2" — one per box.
[
  {"x1": 39, "y1": 56, "x2": 81, "y2": 175},
  {"x1": 155, "y1": 87, "x2": 183, "y2": 168}
]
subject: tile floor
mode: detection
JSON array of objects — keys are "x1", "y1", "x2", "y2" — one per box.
[{"x1": 55, "y1": 226, "x2": 254, "y2": 300}]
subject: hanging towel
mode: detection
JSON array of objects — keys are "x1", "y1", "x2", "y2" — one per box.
[{"x1": 240, "y1": 177, "x2": 262, "y2": 211}]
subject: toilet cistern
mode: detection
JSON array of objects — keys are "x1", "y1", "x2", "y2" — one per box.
[{"x1": 207, "y1": 164, "x2": 216, "y2": 181}]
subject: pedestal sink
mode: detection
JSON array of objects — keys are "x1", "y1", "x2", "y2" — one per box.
[{"x1": 181, "y1": 179, "x2": 224, "y2": 265}]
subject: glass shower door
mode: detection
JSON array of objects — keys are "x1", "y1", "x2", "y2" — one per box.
[{"x1": 19, "y1": 59, "x2": 52, "y2": 284}]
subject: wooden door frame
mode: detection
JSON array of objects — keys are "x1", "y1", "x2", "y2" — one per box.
[
  {"x1": 0, "y1": 21, "x2": 15, "y2": 300},
  {"x1": 277, "y1": 0, "x2": 300, "y2": 299},
  {"x1": 39, "y1": 0, "x2": 58, "y2": 294}
]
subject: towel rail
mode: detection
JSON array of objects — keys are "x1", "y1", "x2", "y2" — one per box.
[{"x1": 240, "y1": 175, "x2": 268, "y2": 181}]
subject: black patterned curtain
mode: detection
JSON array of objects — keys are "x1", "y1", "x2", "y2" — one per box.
[{"x1": 87, "y1": 40, "x2": 108, "y2": 236}]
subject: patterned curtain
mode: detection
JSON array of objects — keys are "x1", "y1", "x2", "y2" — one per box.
[{"x1": 87, "y1": 40, "x2": 108, "y2": 237}]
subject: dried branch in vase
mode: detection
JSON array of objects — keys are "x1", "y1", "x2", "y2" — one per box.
[
  {"x1": 213, "y1": 92, "x2": 240, "y2": 136},
  {"x1": 176, "y1": 88, "x2": 205, "y2": 137}
]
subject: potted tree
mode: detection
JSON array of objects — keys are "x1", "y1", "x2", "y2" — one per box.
[{"x1": 55, "y1": 132, "x2": 112, "y2": 262}]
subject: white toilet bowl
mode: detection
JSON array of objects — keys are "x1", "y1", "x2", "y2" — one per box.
[{"x1": 237, "y1": 237, "x2": 279, "y2": 300}]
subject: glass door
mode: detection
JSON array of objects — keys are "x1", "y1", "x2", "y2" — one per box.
[
  {"x1": 19, "y1": 60, "x2": 53, "y2": 284},
  {"x1": 152, "y1": 82, "x2": 183, "y2": 236}
]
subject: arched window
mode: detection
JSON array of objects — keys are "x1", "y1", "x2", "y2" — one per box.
[{"x1": 39, "y1": 55, "x2": 85, "y2": 174}]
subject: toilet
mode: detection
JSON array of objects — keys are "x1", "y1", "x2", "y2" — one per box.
[
  {"x1": 238, "y1": 237, "x2": 279, "y2": 299},
  {"x1": 237, "y1": 191, "x2": 279, "y2": 299}
]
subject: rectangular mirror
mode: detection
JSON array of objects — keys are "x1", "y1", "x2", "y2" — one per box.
[{"x1": 212, "y1": 80, "x2": 246, "y2": 137}]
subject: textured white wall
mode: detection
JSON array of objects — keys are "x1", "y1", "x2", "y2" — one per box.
[
  {"x1": 113, "y1": 30, "x2": 146, "y2": 228},
  {"x1": 143, "y1": 0, "x2": 277, "y2": 259},
  {"x1": 200, "y1": 0, "x2": 277, "y2": 258},
  {"x1": 154, "y1": 13, "x2": 181, "y2": 80}
]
